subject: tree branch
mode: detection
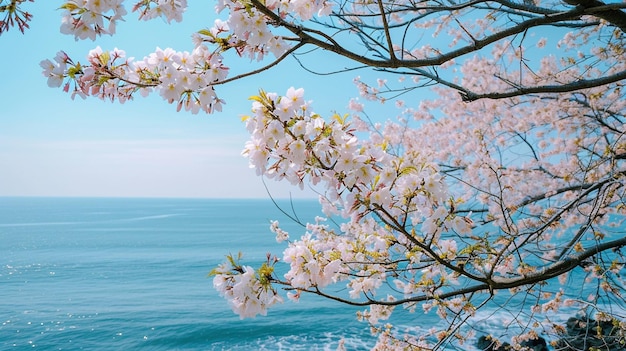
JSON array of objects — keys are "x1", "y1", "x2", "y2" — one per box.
[
  {"x1": 462, "y1": 70, "x2": 626, "y2": 101},
  {"x1": 281, "y1": 236, "x2": 626, "y2": 307},
  {"x1": 563, "y1": 0, "x2": 626, "y2": 32},
  {"x1": 212, "y1": 42, "x2": 305, "y2": 86},
  {"x1": 251, "y1": 0, "x2": 591, "y2": 69}
]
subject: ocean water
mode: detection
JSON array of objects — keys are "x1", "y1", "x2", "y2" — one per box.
[
  {"x1": 0, "y1": 197, "x2": 597, "y2": 350},
  {"x1": 0, "y1": 197, "x2": 377, "y2": 351}
]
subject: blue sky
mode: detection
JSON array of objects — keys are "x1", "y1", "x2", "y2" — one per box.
[{"x1": 0, "y1": 1, "x2": 363, "y2": 199}]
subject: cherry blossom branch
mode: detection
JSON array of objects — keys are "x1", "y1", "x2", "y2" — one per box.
[
  {"x1": 212, "y1": 42, "x2": 305, "y2": 86},
  {"x1": 250, "y1": 0, "x2": 625, "y2": 102},
  {"x1": 371, "y1": 204, "x2": 487, "y2": 283},
  {"x1": 254, "y1": 0, "x2": 598, "y2": 69},
  {"x1": 279, "y1": 235, "x2": 626, "y2": 308}
]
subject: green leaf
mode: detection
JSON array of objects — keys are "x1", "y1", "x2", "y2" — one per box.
[{"x1": 197, "y1": 29, "x2": 214, "y2": 37}]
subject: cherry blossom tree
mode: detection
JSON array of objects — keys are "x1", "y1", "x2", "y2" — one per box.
[{"x1": 4, "y1": 0, "x2": 626, "y2": 349}]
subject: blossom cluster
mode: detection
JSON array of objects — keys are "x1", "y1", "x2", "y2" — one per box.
[
  {"x1": 211, "y1": 253, "x2": 283, "y2": 318},
  {"x1": 59, "y1": 0, "x2": 187, "y2": 40},
  {"x1": 0, "y1": 0, "x2": 33, "y2": 34},
  {"x1": 41, "y1": 45, "x2": 228, "y2": 113},
  {"x1": 43, "y1": 0, "x2": 334, "y2": 112}
]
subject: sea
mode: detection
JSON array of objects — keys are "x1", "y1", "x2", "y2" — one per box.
[{"x1": 0, "y1": 197, "x2": 595, "y2": 350}]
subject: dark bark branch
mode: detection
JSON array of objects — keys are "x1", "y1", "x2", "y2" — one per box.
[
  {"x1": 376, "y1": 0, "x2": 397, "y2": 63},
  {"x1": 212, "y1": 42, "x2": 305, "y2": 86},
  {"x1": 461, "y1": 70, "x2": 626, "y2": 101},
  {"x1": 491, "y1": 236, "x2": 626, "y2": 288},
  {"x1": 251, "y1": 0, "x2": 591, "y2": 68},
  {"x1": 563, "y1": 0, "x2": 626, "y2": 32}
]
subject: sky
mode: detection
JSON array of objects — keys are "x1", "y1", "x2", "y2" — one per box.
[{"x1": 0, "y1": 1, "x2": 363, "y2": 199}]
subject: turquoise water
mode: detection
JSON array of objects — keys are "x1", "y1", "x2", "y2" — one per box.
[
  {"x1": 0, "y1": 197, "x2": 376, "y2": 350},
  {"x1": 0, "y1": 197, "x2": 599, "y2": 350}
]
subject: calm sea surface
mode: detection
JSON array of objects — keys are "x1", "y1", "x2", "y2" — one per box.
[
  {"x1": 0, "y1": 197, "x2": 589, "y2": 350},
  {"x1": 0, "y1": 197, "x2": 377, "y2": 350}
]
